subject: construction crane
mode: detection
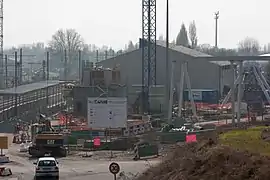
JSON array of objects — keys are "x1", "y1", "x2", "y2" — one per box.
[{"x1": 141, "y1": 0, "x2": 157, "y2": 114}]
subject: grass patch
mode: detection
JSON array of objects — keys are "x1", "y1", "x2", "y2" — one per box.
[{"x1": 219, "y1": 126, "x2": 270, "y2": 156}]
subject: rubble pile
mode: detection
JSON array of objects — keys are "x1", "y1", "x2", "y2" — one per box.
[{"x1": 136, "y1": 139, "x2": 270, "y2": 180}]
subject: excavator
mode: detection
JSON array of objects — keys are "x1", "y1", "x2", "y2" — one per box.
[{"x1": 28, "y1": 114, "x2": 67, "y2": 157}]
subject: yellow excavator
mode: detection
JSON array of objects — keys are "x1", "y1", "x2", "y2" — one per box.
[{"x1": 28, "y1": 114, "x2": 67, "y2": 157}]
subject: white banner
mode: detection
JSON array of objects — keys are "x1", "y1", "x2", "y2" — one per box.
[{"x1": 87, "y1": 97, "x2": 127, "y2": 128}]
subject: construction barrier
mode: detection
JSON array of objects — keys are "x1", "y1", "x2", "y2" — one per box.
[
  {"x1": 0, "y1": 156, "x2": 9, "y2": 163},
  {"x1": 157, "y1": 129, "x2": 216, "y2": 144},
  {"x1": 133, "y1": 145, "x2": 139, "y2": 160},
  {"x1": 133, "y1": 143, "x2": 158, "y2": 161},
  {"x1": 0, "y1": 167, "x2": 12, "y2": 176}
]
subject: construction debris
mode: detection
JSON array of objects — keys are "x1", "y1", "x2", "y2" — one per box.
[{"x1": 136, "y1": 139, "x2": 270, "y2": 180}]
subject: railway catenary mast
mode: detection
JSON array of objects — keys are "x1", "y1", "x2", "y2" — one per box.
[
  {"x1": 0, "y1": 0, "x2": 3, "y2": 89},
  {"x1": 141, "y1": 0, "x2": 157, "y2": 114}
]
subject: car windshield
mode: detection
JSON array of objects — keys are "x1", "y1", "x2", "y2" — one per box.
[{"x1": 38, "y1": 160, "x2": 56, "y2": 166}]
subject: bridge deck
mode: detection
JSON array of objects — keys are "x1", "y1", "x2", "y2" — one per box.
[
  {"x1": 0, "y1": 81, "x2": 65, "y2": 132},
  {"x1": 0, "y1": 80, "x2": 61, "y2": 95}
]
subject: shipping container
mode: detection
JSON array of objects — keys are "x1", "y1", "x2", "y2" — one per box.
[{"x1": 183, "y1": 89, "x2": 219, "y2": 104}]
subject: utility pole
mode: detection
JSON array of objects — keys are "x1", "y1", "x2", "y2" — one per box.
[
  {"x1": 64, "y1": 49, "x2": 67, "y2": 81},
  {"x1": 0, "y1": 0, "x2": 3, "y2": 89},
  {"x1": 14, "y1": 51, "x2": 18, "y2": 117},
  {"x1": 19, "y1": 48, "x2": 23, "y2": 85},
  {"x1": 166, "y1": 0, "x2": 170, "y2": 122},
  {"x1": 78, "y1": 50, "x2": 81, "y2": 84},
  {"x1": 214, "y1": 11, "x2": 221, "y2": 97},
  {"x1": 105, "y1": 50, "x2": 108, "y2": 60},
  {"x1": 96, "y1": 50, "x2": 99, "y2": 63},
  {"x1": 14, "y1": 52, "x2": 18, "y2": 88},
  {"x1": 46, "y1": 52, "x2": 49, "y2": 107},
  {"x1": 42, "y1": 60, "x2": 46, "y2": 81},
  {"x1": 46, "y1": 52, "x2": 49, "y2": 81},
  {"x1": 214, "y1": 11, "x2": 219, "y2": 48},
  {"x1": 4, "y1": 54, "x2": 7, "y2": 88}
]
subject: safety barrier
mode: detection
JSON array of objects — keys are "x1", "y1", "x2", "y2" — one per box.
[
  {"x1": 133, "y1": 143, "x2": 158, "y2": 161},
  {"x1": 0, "y1": 156, "x2": 9, "y2": 163},
  {"x1": 0, "y1": 167, "x2": 12, "y2": 176}
]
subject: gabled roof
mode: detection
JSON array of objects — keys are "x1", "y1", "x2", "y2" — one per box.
[
  {"x1": 98, "y1": 41, "x2": 230, "y2": 66},
  {"x1": 156, "y1": 41, "x2": 230, "y2": 66},
  {"x1": 157, "y1": 41, "x2": 210, "y2": 57}
]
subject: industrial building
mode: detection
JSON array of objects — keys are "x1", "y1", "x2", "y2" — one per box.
[
  {"x1": 97, "y1": 41, "x2": 232, "y2": 91},
  {"x1": 72, "y1": 41, "x2": 237, "y2": 117},
  {"x1": 97, "y1": 41, "x2": 233, "y2": 97}
]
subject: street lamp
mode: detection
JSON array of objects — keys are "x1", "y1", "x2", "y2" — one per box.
[
  {"x1": 214, "y1": 11, "x2": 219, "y2": 48},
  {"x1": 166, "y1": 0, "x2": 170, "y2": 123}
]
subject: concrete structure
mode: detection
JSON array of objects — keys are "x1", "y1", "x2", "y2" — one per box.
[
  {"x1": 72, "y1": 85, "x2": 126, "y2": 117},
  {"x1": 97, "y1": 41, "x2": 233, "y2": 96},
  {"x1": 82, "y1": 66, "x2": 121, "y2": 87}
]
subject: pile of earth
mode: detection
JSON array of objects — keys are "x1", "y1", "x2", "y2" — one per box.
[{"x1": 136, "y1": 139, "x2": 270, "y2": 180}]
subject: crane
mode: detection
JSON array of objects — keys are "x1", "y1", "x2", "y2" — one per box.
[{"x1": 141, "y1": 0, "x2": 157, "y2": 114}]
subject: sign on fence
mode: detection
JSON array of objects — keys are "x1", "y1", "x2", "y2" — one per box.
[
  {"x1": 93, "y1": 137, "x2": 101, "y2": 147},
  {"x1": 87, "y1": 97, "x2": 127, "y2": 128},
  {"x1": 186, "y1": 134, "x2": 197, "y2": 143}
]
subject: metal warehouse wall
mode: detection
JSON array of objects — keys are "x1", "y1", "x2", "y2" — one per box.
[{"x1": 98, "y1": 46, "x2": 232, "y2": 92}]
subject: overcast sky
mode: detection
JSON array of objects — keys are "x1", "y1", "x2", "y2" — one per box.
[{"x1": 4, "y1": 0, "x2": 270, "y2": 50}]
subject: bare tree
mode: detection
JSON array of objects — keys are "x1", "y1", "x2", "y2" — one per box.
[
  {"x1": 48, "y1": 29, "x2": 84, "y2": 79},
  {"x1": 49, "y1": 29, "x2": 84, "y2": 62},
  {"x1": 188, "y1": 20, "x2": 198, "y2": 48},
  {"x1": 238, "y1": 37, "x2": 260, "y2": 55}
]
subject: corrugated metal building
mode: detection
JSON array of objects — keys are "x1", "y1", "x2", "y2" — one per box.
[{"x1": 97, "y1": 41, "x2": 233, "y2": 95}]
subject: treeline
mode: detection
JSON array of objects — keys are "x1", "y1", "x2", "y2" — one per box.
[
  {"x1": 165, "y1": 21, "x2": 270, "y2": 56},
  {"x1": 5, "y1": 23, "x2": 270, "y2": 75}
]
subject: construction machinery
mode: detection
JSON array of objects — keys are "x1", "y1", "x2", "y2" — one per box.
[{"x1": 28, "y1": 114, "x2": 67, "y2": 157}]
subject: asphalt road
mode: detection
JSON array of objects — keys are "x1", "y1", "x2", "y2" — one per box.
[
  {"x1": 5, "y1": 158, "x2": 157, "y2": 180},
  {"x1": 3, "y1": 145, "x2": 159, "y2": 180}
]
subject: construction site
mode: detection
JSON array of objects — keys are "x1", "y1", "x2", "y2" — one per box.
[{"x1": 1, "y1": 0, "x2": 270, "y2": 180}]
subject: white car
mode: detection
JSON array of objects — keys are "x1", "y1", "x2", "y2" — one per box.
[{"x1": 34, "y1": 157, "x2": 59, "y2": 179}]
